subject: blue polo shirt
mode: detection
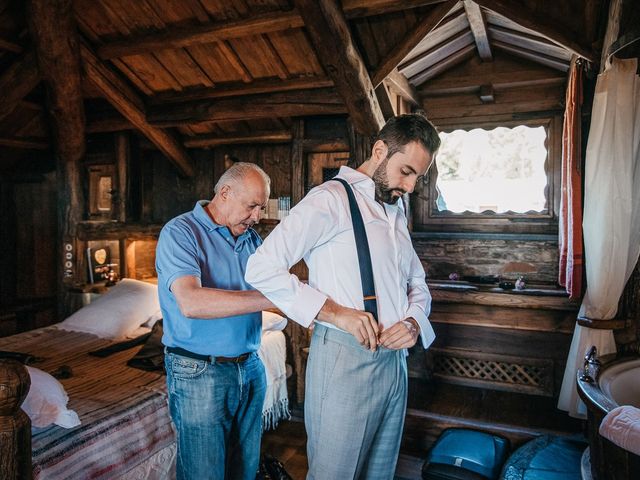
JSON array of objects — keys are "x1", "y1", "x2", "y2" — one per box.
[{"x1": 156, "y1": 201, "x2": 263, "y2": 356}]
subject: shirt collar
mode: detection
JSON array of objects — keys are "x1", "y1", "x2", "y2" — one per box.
[
  {"x1": 336, "y1": 166, "x2": 376, "y2": 199},
  {"x1": 193, "y1": 200, "x2": 254, "y2": 251}
]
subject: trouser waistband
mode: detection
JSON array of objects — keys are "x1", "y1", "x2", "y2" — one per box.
[{"x1": 312, "y1": 323, "x2": 397, "y2": 354}]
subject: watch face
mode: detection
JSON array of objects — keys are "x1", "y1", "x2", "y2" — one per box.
[{"x1": 94, "y1": 248, "x2": 107, "y2": 265}]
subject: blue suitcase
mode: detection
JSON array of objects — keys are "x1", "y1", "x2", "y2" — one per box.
[{"x1": 422, "y1": 428, "x2": 510, "y2": 480}]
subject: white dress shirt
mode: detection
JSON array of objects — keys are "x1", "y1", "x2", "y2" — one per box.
[{"x1": 245, "y1": 166, "x2": 435, "y2": 349}]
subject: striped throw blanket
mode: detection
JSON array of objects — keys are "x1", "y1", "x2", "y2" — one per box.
[{"x1": 0, "y1": 325, "x2": 289, "y2": 479}]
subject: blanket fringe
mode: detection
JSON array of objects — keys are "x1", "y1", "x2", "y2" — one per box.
[{"x1": 262, "y1": 398, "x2": 291, "y2": 432}]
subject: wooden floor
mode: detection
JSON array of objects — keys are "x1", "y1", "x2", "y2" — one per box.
[
  {"x1": 261, "y1": 379, "x2": 586, "y2": 479},
  {"x1": 261, "y1": 419, "x2": 424, "y2": 480}
]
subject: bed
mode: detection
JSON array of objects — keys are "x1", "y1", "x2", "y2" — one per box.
[{"x1": 0, "y1": 279, "x2": 290, "y2": 480}]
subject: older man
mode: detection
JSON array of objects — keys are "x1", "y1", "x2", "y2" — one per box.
[
  {"x1": 156, "y1": 162, "x2": 273, "y2": 480},
  {"x1": 246, "y1": 114, "x2": 441, "y2": 479}
]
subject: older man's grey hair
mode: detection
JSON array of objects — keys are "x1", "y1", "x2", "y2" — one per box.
[{"x1": 214, "y1": 162, "x2": 271, "y2": 195}]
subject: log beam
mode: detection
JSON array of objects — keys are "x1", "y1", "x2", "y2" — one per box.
[
  {"x1": 149, "y1": 76, "x2": 333, "y2": 106},
  {"x1": 147, "y1": 88, "x2": 346, "y2": 127},
  {"x1": 0, "y1": 136, "x2": 49, "y2": 150},
  {"x1": 80, "y1": 42, "x2": 195, "y2": 177},
  {"x1": 371, "y1": 0, "x2": 459, "y2": 87},
  {"x1": 463, "y1": 1, "x2": 492, "y2": 61},
  {"x1": 293, "y1": 0, "x2": 384, "y2": 135},
  {"x1": 27, "y1": 0, "x2": 86, "y2": 311},
  {"x1": 184, "y1": 130, "x2": 292, "y2": 148},
  {"x1": 0, "y1": 50, "x2": 41, "y2": 124},
  {"x1": 474, "y1": 0, "x2": 596, "y2": 61}
]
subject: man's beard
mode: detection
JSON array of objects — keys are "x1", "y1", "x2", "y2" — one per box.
[{"x1": 372, "y1": 157, "x2": 405, "y2": 204}]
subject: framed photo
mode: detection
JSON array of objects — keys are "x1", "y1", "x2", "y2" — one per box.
[{"x1": 87, "y1": 246, "x2": 111, "y2": 284}]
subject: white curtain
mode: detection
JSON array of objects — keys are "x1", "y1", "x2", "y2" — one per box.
[{"x1": 558, "y1": 57, "x2": 640, "y2": 418}]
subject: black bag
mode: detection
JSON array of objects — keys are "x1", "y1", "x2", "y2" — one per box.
[{"x1": 256, "y1": 454, "x2": 293, "y2": 480}]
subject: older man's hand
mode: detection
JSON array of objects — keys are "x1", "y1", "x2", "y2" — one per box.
[{"x1": 378, "y1": 317, "x2": 419, "y2": 350}]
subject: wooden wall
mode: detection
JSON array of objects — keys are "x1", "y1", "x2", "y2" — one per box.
[{"x1": 0, "y1": 172, "x2": 57, "y2": 335}]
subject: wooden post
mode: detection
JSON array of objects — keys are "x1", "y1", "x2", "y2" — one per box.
[
  {"x1": 0, "y1": 360, "x2": 32, "y2": 480},
  {"x1": 347, "y1": 120, "x2": 372, "y2": 169},
  {"x1": 27, "y1": 0, "x2": 86, "y2": 318},
  {"x1": 115, "y1": 132, "x2": 130, "y2": 223},
  {"x1": 291, "y1": 119, "x2": 305, "y2": 206}
]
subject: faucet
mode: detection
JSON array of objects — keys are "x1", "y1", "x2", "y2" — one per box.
[{"x1": 580, "y1": 345, "x2": 601, "y2": 383}]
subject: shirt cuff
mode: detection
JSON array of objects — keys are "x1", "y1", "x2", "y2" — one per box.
[
  {"x1": 406, "y1": 304, "x2": 435, "y2": 349},
  {"x1": 287, "y1": 284, "x2": 328, "y2": 328}
]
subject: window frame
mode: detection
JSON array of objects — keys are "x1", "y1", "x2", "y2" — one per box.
[{"x1": 412, "y1": 115, "x2": 562, "y2": 235}]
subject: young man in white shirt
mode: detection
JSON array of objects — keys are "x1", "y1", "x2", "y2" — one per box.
[{"x1": 246, "y1": 114, "x2": 440, "y2": 479}]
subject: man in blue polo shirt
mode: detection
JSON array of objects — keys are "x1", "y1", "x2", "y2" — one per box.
[{"x1": 156, "y1": 162, "x2": 274, "y2": 480}]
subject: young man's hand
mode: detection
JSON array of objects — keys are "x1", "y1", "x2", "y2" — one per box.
[
  {"x1": 378, "y1": 317, "x2": 419, "y2": 350},
  {"x1": 318, "y1": 299, "x2": 379, "y2": 351}
]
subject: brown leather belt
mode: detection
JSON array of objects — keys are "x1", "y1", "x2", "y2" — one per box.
[{"x1": 166, "y1": 346, "x2": 251, "y2": 363}]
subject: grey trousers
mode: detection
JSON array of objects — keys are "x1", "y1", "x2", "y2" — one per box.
[{"x1": 304, "y1": 323, "x2": 408, "y2": 480}]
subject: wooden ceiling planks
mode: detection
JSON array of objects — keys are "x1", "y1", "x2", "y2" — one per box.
[{"x1": 401, "y1": 30, "x2": 475, "y2": 79}]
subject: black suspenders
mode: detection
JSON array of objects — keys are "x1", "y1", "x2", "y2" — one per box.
[{"x1": 332, "y1": 178, "x2": 378, "y2": 322}]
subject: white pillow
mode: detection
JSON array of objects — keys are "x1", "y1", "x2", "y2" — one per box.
[
  {"x1": 262, "y1": 311, "x2": 287, "y2": 332},
  {"x1": 59, "y1": 278, "x2": 160, "y2": 339},
  {"x1": 23, "y1": 366, "x2": 80, "y2": 429}
]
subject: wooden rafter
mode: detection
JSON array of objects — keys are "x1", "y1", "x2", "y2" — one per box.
[
  {"x1": 147, "y1": 88, "x2": 346, "y2": 127},
  {"x1": 0, "y1": 50, "x2": 41, "y2": 124},
  {"x1": 342, "y1": 0, "x2": 450, "y2": 18},
  {"x1": 293, "y1": 0, "x2": 384, "y2": 135},
  {"x1": 97, "y1": 11, "x2": 304, "y2": 60},
  {"x1": 0, "y1": 37, "x2": 22, "y2": 53},
  {"x1": 95, "y1": 1, "x2": 452, "y2": 61},
  {"x1": 86, "y1": 111, "x2": 134, "y2": 133},
  {"x1": 149, "y1": 76, "x2": 334, "y2": 105},
  {"x1": 0, "y1": 136, "x2": 49, "y2": 150},
  {"x1": 463, "y1": 1, "x2": 492, "y2": 61},
  {"x1": 384, "y1": 69, "x2": 421, "y2": 106},
  {"x1": 409, "y1": 43, "x2": 476, "y2": 86},
  {"x1": 474, "y1": 0, "x2": 595, "y2": 61},
  {"x1": 80, "y1": 42, "x2": 195, "y2": 177},
  {"x1": 492, "y1": 40, "x2": 569, "y2": 71},
  {"x1": 371, "y1": 0, "x2": 459, "y2": 87},
  {"x1": 184, "y1": 130, "x2": 293, "y2": 148}
]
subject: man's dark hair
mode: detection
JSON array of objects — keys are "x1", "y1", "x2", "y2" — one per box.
[{"x1": 375, "y1": 113, "x2": 440, "y2": 159}]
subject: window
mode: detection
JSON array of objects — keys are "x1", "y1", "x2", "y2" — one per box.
[{"x1": 412, "y1": 117, "x2": 561, "y2": 234}]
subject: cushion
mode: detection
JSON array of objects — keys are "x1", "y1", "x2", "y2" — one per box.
[
  {"x1": 23, "y1": 366, "x2": 81, "y2": 429},
  {"x1": 262, "y1": 311, "x2": 287, "y2": 332},
  {"x1": 59, "y1": 278, "x2": 160, "y2": 339}
]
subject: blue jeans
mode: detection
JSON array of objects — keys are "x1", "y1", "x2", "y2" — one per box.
[{"x1": 165, "y1": 350, "x2": 266, "y2": 480}]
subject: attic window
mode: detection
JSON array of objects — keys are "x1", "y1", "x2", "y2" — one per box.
[
  {"x1": 435, "y1": 126, "x2": 548, "y2": 214},
  {"x1": 413, "y1": 116, "x2": 561, "y2": 234}
]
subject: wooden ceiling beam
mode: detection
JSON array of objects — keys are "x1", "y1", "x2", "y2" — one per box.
[
  {"x1": 463, "y1": 1, "x2": 492, "y2": 61},
  {"x1": 409, "y1": 43, "x2": 477, "y2": 86},
  {"x1": 0, "y1": 136, "x2": 49, "y2": 150},
  {"x1": 293, "y1": 0, "x2": 384, "y2": 135},
  {"x1": 27, "y1": 0, "x2": 85, "y2": 169},
  {"x1": 86, "y1": 112, "x2": 134, "y2": 133},
  {"x1": 81, "y1": 42, "x2": 195, "y2": 177},
  {"x1": 97, "y1": 11, "x2": 305, "y2": 60},
  {"x1": 342, "y1": 0, "x2": 449, "y2": 18},
  {"x1": 149, "y1": 76, "x2": 333, "y2": 106},
  {"x1": 474, "y1": 0, "x2": 596, "y2": 61},
  {"x1": 96, "y1": 2, "x2": 455, "y2": 61},
  {"x1": 0, "y1": 50, "x2": 41, "y2": 124},
  {"x1": 184, "y1": 130, "x2": 292, "y2": 148},
  {"x1": 0, "y1": 38, "x2": 23, "y2": 53},
  {"x1": 385, "y1": 69, "x2": 421, "y2": 106},
  {"x1": 492, "y1": 40, "x2": 569, "y2": 71},
  {"x1": 147, "y1": 88, "x2": 347, "y2": 127},
  {"x1": 419, "y1": 69, "x2": 565, "y2": 95},
  {"x1": 371, "y1": 0, "x2": 459, "y2": 87},
  {"x1": 488, "y1": 25, "x2": 569, "y2": 59}
]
